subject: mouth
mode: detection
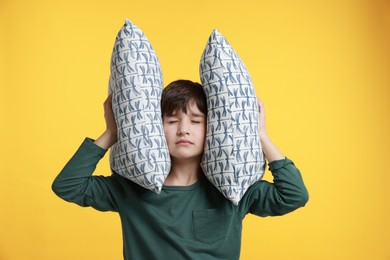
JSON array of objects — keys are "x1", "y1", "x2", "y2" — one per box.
[{"x1": 176, "y1": 140, "x2": 193, "y2": 145}]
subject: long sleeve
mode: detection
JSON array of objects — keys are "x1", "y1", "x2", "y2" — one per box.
[
  {"x1": 239, "y1": 158, "x2": 309, "y2": 217},
  {"x1": 52, "y1": 138, "x2": 119, "y2": 212}
]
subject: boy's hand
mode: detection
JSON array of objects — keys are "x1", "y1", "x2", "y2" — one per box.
[
  {"x1": 94, "y1": 94, "x2": 118, "y2": 149},
  {"x1": 257, "y1": 97, "x2": 285, "y2": 163},
  {"x1": 103, "y1": 94, "x2": 117, "y2": 134}
]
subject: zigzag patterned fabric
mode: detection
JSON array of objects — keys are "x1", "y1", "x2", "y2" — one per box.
[
  {"x1": 108, "y1": 19, "x2": 170, "y2": 193},
  {"x1": 199, "y1": 29, "x2": 266, "y2": 204}
]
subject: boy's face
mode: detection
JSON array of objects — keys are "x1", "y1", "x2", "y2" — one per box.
[{"x1": 163, "y1": 101, "x2": 206, "y2": 162}]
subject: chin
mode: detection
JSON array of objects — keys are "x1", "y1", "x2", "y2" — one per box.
[{"x1": 171, "y1": 153, "x2": 202, "y2": 161}]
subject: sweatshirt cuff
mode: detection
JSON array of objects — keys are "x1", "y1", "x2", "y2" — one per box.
[
  {"x1": 268, "y1": 157, "x2": 294, "y2": 171},
  {"x1": 83, "y1": 137, "x2": 108, "y2": 157}
]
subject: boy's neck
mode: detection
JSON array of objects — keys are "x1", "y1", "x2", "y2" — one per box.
[{"x1": 164, "y1": 158, "x2": 203, "y2": 186}]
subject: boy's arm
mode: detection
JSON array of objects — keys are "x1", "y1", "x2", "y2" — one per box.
[
  {"x1": 52, "y1": 138, "x2": 119, "y2": 212},
  {"x1": 52, "y1": 95, "x2": 120, "y2": 211},
  {"x1": 240, "y1": 158, "x2": 309, "y2": 217},
  {"x1": 238, "y1": 99, "x2": 308, "y2": 217}
]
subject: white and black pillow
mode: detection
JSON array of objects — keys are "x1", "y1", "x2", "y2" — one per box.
[
  {"x1": 199, "y1": 29, "x2": 266, "y2": 204},
  {"x1": 108, "y1": 19, "x2": 170, "y2": 193}
]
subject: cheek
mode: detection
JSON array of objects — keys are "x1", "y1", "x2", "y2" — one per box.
[
  {"x1": 198, "y1": 125, "x2": 207, "y2": 141},
  {"x1": 163, "y1": 129, "x2": 169, "y2": 141},
  {"x1": 163, "y1": 127, "x2": 173, "y2": 143}
]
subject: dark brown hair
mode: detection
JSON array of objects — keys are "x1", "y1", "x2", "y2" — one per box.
[{"x1": 161, "y1": 80, "x2": 207, "y2": 117}]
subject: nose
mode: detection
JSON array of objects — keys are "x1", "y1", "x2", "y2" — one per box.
[{"x1": 177, "y1": 121, "x2": 190, "y2": 135}]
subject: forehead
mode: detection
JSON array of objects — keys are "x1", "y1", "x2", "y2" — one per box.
[{"x1": 167, "y1": 101, "x2": 205, "y2": 117}]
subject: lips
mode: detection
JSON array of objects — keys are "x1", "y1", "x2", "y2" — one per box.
[{"x1": 176, "y1": 139, "x2": 193, "y2": 145}]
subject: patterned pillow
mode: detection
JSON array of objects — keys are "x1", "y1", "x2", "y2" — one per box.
[
  {"x1": 108, "y1": 19, "x2": 170, "y2": 193},
  {"x1": 199, "y1": 29, "x2": 266, "y2": 204}
]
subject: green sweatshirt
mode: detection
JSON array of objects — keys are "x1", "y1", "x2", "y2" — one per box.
[{"x1": 52, "y1": 138, "x2": 308, "y2": 260}]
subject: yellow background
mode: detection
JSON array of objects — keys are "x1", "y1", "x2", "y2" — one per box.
[{"x1": 1, "y1": 0, "x2": 389, "y2": 259}]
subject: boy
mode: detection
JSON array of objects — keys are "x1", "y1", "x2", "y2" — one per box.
[{"x1": 52, "y1": 79, "x2": 309, "y2": 260}]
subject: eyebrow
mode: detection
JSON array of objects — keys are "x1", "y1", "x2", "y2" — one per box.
[
  {"x1": 190, "y1": 113, "x2": 206, "y2": 118},
  {"x1": 166, "y1": 112, "x2": 205, "y2": 118}
]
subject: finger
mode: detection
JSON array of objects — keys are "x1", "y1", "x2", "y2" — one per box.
[
  {"x1": 104, "y1": 94, "x2": 113, "y2": 108},
  {"x1": 257, "y1": 97, "x2": 264, "y2": 111}
]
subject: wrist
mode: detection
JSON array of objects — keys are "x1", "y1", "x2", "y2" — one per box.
[
  {"x1": 259, "y1": 130, "x2": 269, "y2": 142},
  {"x1": 94, "y1": 130, "x2": 117, "y2": 150},
  {"x1": 258, "y1": 132, "x2": 285, "y2": 163},
  {"x1": 104, "y1": 129, "x2": 118, "y2": 145}
]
